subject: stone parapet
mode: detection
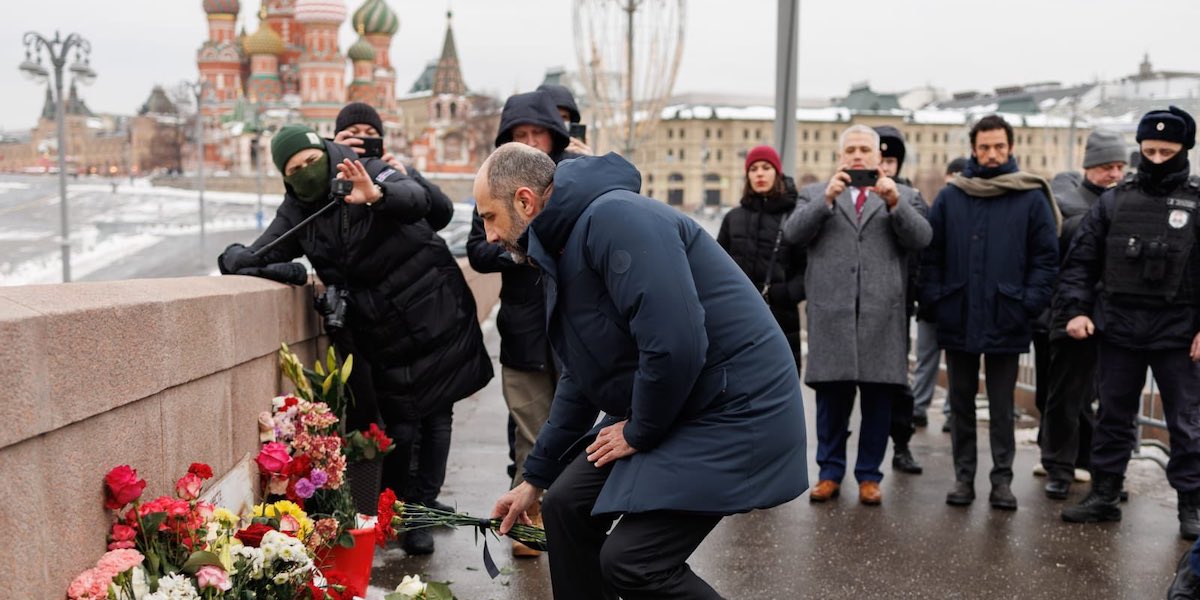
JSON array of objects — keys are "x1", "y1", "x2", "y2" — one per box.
[{"x1": 0, "y1": 260, "x2": 498, "y2": 598}]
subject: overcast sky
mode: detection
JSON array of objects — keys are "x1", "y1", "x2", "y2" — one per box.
[{"x1": 2, "y1": 0, "x2": 1198, "y2": 129}]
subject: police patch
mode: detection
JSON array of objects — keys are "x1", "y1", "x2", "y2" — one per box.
[
  {"x1": 1169, "y1": 209, "x2": 1190, "y2": 229},
  {"x1": 1167, "y1": 197, "x2": 1198, "y2": 210}
]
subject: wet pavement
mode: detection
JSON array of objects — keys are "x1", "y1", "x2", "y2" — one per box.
[{"x1": 367, "y1": 322, "x2": 1190, "y2": 599}]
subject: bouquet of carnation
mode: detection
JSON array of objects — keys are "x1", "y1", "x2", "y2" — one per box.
[
  {"x1": 375, "y1": 489, "x2": 546, "y2": 578},
  {"x1": 343, "y1": 423, "x2": 394, "y2": 463},
  {"x1": 75, "y1": 463, "x2": 351, "y2": 599}
]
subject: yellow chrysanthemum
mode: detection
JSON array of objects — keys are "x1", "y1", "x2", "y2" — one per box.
[
  {"x1": 211, "y1": 507, "x2": 240, "y2": 530},
  {"x1": 254, "y1": 500, "x2": 314, "y2": 540}
]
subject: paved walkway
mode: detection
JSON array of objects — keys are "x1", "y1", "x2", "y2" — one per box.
[{"x1": 367, "y1": 322, "x2": 1189, "y2": 599}]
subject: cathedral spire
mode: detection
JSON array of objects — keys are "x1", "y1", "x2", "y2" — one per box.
[{"x1": 432, "y1": 10, "x2": 466, "y2": 96}]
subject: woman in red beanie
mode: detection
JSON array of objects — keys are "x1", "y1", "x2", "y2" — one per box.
[{"x1": 716, "y1": 145, "x2": 807, "y2": 374}]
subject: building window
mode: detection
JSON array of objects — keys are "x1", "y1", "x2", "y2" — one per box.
[
  {"x1": 705, "y1": 128, "x2": 711, "y2": 139},
  {"x1": 1042, "y1": 155, "x2": 1048, "y2": 167},
  {"x1": 802, "y1": 150, "x2": 808, "y2": 163},
  {"x1": 716, "y1": 129, "x2": 723, "y2": 139},
  {"x1": 814, "y1": 130, "x2": 820, "y2": 142},
  {"x1": 450, "y1": 102, "x2": 457, "y2": 119},
  {"x1": 755, "y1": 129, "x2": 761, "y2": 139},
  {"x1": 668, "y1": 129, "x2": 673, "y2": 139},
  {"x1": 680, "y1": 128, "x2": 685, "y2": 139},
  {"x1": 944, "y1": 132, "x2": 949, "y2": 143},
  {"x1": 667, "y1": 148, "x2": 673, "y2": 157},
  {"x1": 716, "y1": 149, "x2": 723, "y2": 161},
  {"x1": 435, "y1": 104, "x2": 442, "y2": 119},
  {"x1": 802, "y1": 129, "x2": 809, "y2": 141},
  {"x1": 667, "y1": 189, "x2": 684, "y2": 206},
  {"x1": 680, "y1": 149, "x2": 685, "y2": 160},
  {"x1": 743, "y1": 129, "x2": 749, "y2": 140},
  {"x1": 916, "y1": 132, "x2": 922, "y2": 143}
]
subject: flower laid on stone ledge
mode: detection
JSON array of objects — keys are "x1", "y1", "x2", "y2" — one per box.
[
  {"x1": 344, "y1": 422, "x2": 395, "y2": 463},
  {"x1": 74, "y1": 463, "x2": 355, "y2": 599}
]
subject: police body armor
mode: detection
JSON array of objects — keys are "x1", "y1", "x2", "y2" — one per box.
[{"x1": 1103, "y1": 175, "x2": 1200, "y2": 304}]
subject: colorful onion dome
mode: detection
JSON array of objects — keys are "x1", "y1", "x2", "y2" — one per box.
[
  {"x1": 203, "y1": 0, "x2": 240, "y2": 15},
  {"x1": 294, "y1": 0, "x2": 347, "y2": 23},
  {"x1": 352, "y1": 0, "x2": 399, "y2": 36}
]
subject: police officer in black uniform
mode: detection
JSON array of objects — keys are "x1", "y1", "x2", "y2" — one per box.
[
  {"x1": 875, "y1": 125, "x2": 930, "y2": 475},
  {"x1": 1057, "y1": 106, "x2": 1200, "y2": 539}
]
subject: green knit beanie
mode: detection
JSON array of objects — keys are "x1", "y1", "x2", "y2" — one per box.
[{"x1": 270, "y1": 124, "x2": 326, "y2": 173}]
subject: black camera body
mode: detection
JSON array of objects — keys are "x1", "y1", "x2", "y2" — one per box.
[
  {"x1": 315, "y1": 285, "x2": 350, "y2": 331},
  {"x1": 331, "y1": 178, "x2": 354, "y2": 199}
]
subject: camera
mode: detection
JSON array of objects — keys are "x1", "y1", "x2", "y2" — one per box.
[
  {"x1": 314, "y1": 285, "x2": 350, "y2": 331},
  {"x1": 845, "y1": 169, "x2": 879, "y2": 188},
  {"x1": 331, "y1": 177, "x2": 354, "y2": 200}
]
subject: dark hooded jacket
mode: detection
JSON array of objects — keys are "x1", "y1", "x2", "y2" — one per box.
[
  {"x1": 467, "y1": 91, "x2": 580, "y2": 371},
  {"x1": 920, "y1": 157, "x2": 1059, "y2": 354},
  {"x1": 717, "y1": 176, "x2": 806, "y2": 367},
  {"x1": 240, "y1": 140, "x2": 492, "y2": 425},
  {"x1": 536, "y1": 83, "x2": 581, "y2": 123},
  {"x1": 520, "y1": 153, "x2": 808, "y2": 516}
]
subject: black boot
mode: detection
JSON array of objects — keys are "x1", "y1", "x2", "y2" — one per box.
[
  {"x1": 1062, "y1": 473, "x2": 1123, "y2": 523},
  {"x1": 892, "y1": 447, "x2": 923, "y2": 474},
  {"x1": 1169, "y1": 548, "x2": 1200, "y2": 600},
  {"x1": 946, "y1": 481, "x2": 975, "y2": 506},
  {"x1": 1179, "y1": 491, "x2": 1200, "y2": 540},
  {"x1": 402, "y1": 528, "x2": 435, "y2": 555},
  {"x1": 1044, "y1": 478, "x2": 1071, "y2": 500}
]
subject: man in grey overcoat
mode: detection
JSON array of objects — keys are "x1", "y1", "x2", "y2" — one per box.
[{"x1": 784, "y1": 124, "x2": 932, "y2": 506}]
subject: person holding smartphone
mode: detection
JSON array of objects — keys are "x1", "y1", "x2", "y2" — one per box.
[
  {"x1": 783, "y1": 124, "x2": 932, "y2": 507},
  {"x1": 537, "y1": 83, "x2": 592, "y2": 156}
]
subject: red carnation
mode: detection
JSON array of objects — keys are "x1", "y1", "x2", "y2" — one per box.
[
  {"x1": 104, "y1": 465, "x2": 147, "y2": 510},
  {"x1": 376, "y1": 488, "x2": 398, "y2": 547},
  {"x1": 234, "y1": 523, "x2": 275, "y2": 548},
  {"x1": 188, "y1": 463, "x2": 214, "y2": 480},
  {"x1": 283, "y1": 396, "x2": 299, "y2": 408}
]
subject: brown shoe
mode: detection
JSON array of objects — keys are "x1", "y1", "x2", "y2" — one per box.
[
  {"x1": 859, "y1": 481, "x2": 882, "y2": 505},
  {"x1": 809, "y1": 480, "x2": 840, "y2": 502}
]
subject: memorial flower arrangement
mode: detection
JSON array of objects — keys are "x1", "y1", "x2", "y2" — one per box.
[
  {"x1": 70, "y1": 463, "x2": 355, "y2": 599},
  {"x1": 256, "y1": 345, "x2": 360, "y2": 550}
]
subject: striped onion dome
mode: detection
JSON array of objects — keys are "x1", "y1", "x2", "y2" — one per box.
[
  {"x1": 352, "y1": 0, "x2": 399, "y2": 36},
  {"x1": 294, "y1": 0, "x2": 347, "y2": 23},
  {"x1": 203, "y1": 0, "x2": 240, "y2": 15}
]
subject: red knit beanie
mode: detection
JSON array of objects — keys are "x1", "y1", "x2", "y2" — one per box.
[{"x1": 745, "y1": 145, "x2": 782, "y2": 174}]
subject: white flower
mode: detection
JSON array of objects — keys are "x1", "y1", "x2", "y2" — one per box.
[
  {"x1": 152, "y1": 573, "x2": 201, "y2": 600},
  {"x1": 395, "y1": 574, "x2": 427, "y2": 598},
  {"x1": 233, "y1": 545, "x2": 265, "y2": 579}
]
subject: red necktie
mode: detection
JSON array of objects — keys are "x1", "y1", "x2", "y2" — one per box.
[{"x1": 855, "y1": 188, "x2": 867, "y2": 218}]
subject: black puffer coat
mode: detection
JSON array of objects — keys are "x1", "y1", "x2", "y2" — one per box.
[
  {"x1": 467, "y1": 90, "x2": 581, "y2": 371},
  {"x1": 717, "y1": 176, "x2": 806, "y2": 369},
  {"x1": 244, "y1": 140, "x2": 492, "y2": 425}
]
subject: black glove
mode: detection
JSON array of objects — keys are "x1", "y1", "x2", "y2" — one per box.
[
  {"x1": 217, "y1": 243, "x2": 263, "y2": 274},
  {"x1": 234, "y1": 262, "x2": 309, "y2": 285}
]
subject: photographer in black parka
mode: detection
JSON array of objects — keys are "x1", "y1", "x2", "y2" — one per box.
[{"x1": 218, "y1": 124, "x2": 492, "y2": 555}]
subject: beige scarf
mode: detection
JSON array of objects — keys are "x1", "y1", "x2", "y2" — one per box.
[{"x1": 952, "y1": 172, "x2": 1063, "y2": 235}]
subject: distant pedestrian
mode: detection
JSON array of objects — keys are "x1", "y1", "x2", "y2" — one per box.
[
  {"x1": 717, "y1": 145, "x2": 807, "y2": 375},
  {"x1": 785, "y1": 125, "x2": 931, "y2": 506},
  {"x1": 921, "y1": 114, "x2": 1059, "y2": 511}
]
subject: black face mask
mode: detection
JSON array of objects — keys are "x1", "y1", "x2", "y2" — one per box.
[{"x1": 1137, "y1": 151, "x2": 1190, "y2": 193}]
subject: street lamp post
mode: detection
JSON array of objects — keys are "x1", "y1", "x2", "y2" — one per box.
[
  {"x1": 20, "y1": 31, "x2": 96, "y2": 283},
  {"x1": 183, "y1": 80, "x2": 209, "y2": 248},
  {"x1": 251, "y1": 101, "x2": 265, "y2": 231}
]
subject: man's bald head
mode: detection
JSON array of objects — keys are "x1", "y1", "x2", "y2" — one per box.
[{"x1": 474, "y1": 142, "x2": 557, "y2": 261}]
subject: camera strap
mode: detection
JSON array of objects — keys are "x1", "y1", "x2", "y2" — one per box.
[{"x1": 761, "y1": 212, "x2": 789, "y2": 299}]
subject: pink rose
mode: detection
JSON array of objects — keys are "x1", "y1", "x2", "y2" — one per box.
[
  {"x1": 255, "y1": 442, "x2": 291, "y2": 474},
  {"x1": 196, "y1": 565, "x2": 232, "y2": 591},
  {"x1": 175, "y1": 473, "x2": 204, "y2": 501},
  {"x1": 279, "y1": 513, "x2": 301, "y2": 535}
]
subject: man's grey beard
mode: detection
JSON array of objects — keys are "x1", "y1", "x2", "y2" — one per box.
[{"x1": 504, "y1": 243, "x2": 528, "y2": 264}]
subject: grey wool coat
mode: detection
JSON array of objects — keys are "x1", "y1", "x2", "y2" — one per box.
[{"x1": 783, "y1": 185, "x2": 932, "y2": 385}]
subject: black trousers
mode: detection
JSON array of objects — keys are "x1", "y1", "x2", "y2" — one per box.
[
  {"x1": 1039, "y1": 336, "x2": 1097, "y2": 481},
  {"x1": 890, "y1": 316, "x2": 916, "y2": 449},
  {"x1": 945, "y1": 351, "x2": 1020, "y2": 486},
  {"x1": 1033, "y1": 330, "x2": 1050, "y2": 446},
  {"x1": 1090, "y1": 340, "x2": 1200, "y2": 492},
  {"x1": 383, "y1": 408, "x2": 453, "y2": 504},
  {"x1": 541, "y1": 453, "x2": 724, "y2": 600}
]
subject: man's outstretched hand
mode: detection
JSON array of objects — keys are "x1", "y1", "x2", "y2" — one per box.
[{"x1": 491, "y1": 481, "x2": 540, "y2": 535}]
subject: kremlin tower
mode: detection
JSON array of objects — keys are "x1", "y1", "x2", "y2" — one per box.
[{"x1": 295, "y1": 0, "x2": 348, "y2": 129}]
